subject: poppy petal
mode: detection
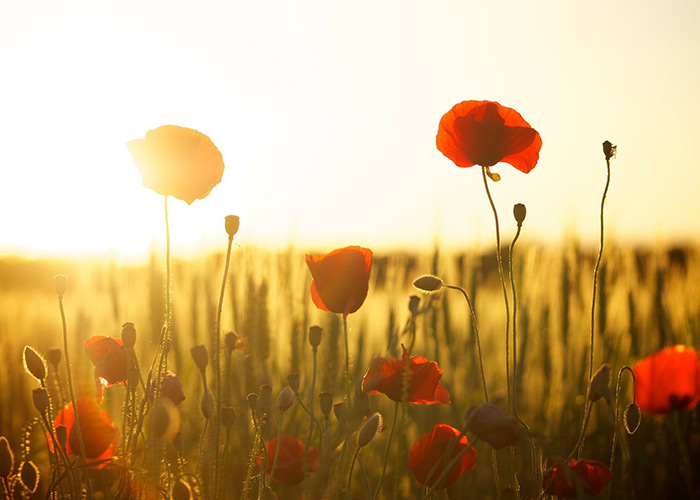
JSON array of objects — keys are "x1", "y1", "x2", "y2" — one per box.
[{"x1": 409, "y1": 424, "x2": 476, "y2": 488}]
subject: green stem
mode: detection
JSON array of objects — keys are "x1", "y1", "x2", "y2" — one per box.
[
  {"x1": 347, "y1": 446, "x2": 360, "y2": 493},
  {"x1": 509, "y1": 225, "x2": 522, "y2": 414},
  {"x1": 371, "y1": 401, "x2": 400, "y2": 500},
  {"x1": 337, "y1": 315, "x2": 353, "y2": 476},
  {"x1": 304, "y1": 346, "x2": 318, "y2": 500},
  {"x1": 267, "y1": 412, "x2": 284, "y2": 487}
]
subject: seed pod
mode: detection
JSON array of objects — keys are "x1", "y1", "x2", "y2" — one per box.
[
  {"x1": 121, "y1": 322, "x2": 137, "y2": 349},
  {"x1": 190, "y1": 345, "x2": 208, "y2": 373},
  {"x1": 259, "y1": 384, "x2": 272, "y2": 414},
  {"x1": 225, "y1": 215, "x2": 240, "y2": 238},
  {"x1": 32, "y1": 388, "x2": 50, "y2": 415},
  {"x1": 602, "y1": 140, "x2": 617, "y2": 161},
  {"x1": 0, "y1": 437, "x2": 13, "y2": 478},
  {"x1": 18, "y1": 461, "x2": 39, "y2": 493},
  {"x1": 53, "y1": 275, "x2": 67, "y2": 297},
  {"x1": 333, "y1": 401, "x2": 347, "y2": 422},
  {"x1": 221, "y1": 407, "x2": 236, "y2": 428},
  {"x1": 408, "y1": 295, "x2": 421, "y2": 316},
  {"x1": 513, "y1": 203, "x2": 527, "y2": 226},
  {"x1": 277, "y1": 387, "x2": 295, "y2": 412},
  {"x1": 413, "y1": 275, "x2": 443, "y2": 293},
  {"x1": 171, "y1": 478, "x2": 192, "y2": 500},
  {"x1": 357, "y1": 413, "x2": 382, "y2": 448},
  {"x1": 287, "y1": 373, "x2": 300, "y2": 393},
  {"x1": 23, "y1": 346, "x2": 47, "y2": 382},
  {"x1": 319, "y1": 392, "x2": 333, "y2": 417},
  {"x1": 247, "y1": 393, "x2": 259, "y2": 412},
  {"x1": 46, "y1": 348, "x2": 62, "y2": 367},
  {"x1": 308, "y1": 325, "x2": 322, "y2": 349}
]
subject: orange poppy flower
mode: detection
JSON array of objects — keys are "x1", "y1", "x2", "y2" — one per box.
[
  {"x1": 127, "y1": 125, "x2": 225, "y2": 204},
  {"x1": 633, "y1": 345, "x2": 700, "y2": 415},
  {"x1": 542, "y1": 459, "x2": 611, "y2": 499},
  {"x1": 84, "y1": 336, "x2": 127, "y2": 403},
  {"x1": 305, "y1": 246, "x2": 373, "y2": 318},
  {"x1": 256, "y1": 434, "x2": 320, "y2": 485},
  {"x1": 51, "y1": 397, "x2": 119, "y2": 468},
  {"x1": 436, "y1": 101, "x2": 542, "y2": 173},
  {"x1": 361, "y1": 345, "x2": 450, "y2": 405},
  {"x1": 409, "y1": 424, "x2": 476, "y2": 489}
]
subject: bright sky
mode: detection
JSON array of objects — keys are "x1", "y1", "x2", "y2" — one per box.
[{"x1": 1, "y1": 1, "x2": 699, "y2": 258}]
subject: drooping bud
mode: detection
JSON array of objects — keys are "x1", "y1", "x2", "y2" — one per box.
[
  {"x1": 0, "y1": 437, "x2": 13, "y2": 478},
  {"x1": 333, "y1": 401, "x2": 347, "y2": 422},
  {"x1": 246, "y1": 393, "x2": 259, "y2": 412},
  {"x1": 259, "y1": 384, "x2": 272, "y2": 414},
  {"x1": 623, "y1": 403, "x2": 641, "y2": 434},
  {"x1": 602, "y1": 140, "x2": 617, "y2": 161},
  {"x1": 171, "y1": 479, "x2": 192, "y2": 500},
  {"x1": 225, "y1": 215, "x2": 240, "y2": 238},
  {"x1": 513, "y1": 203, "x2": 527, "y2": 226},
  {"x1": 277, "y1": 386, "x2": 295, "y2": 412},
  {"x1": 23, "y1": 346, "x2": 47, "y2": 382},
  {"x1": 46, "y1": 348, "x2": 62, "y2": 367},
  {"x1": 287, "y1": 373, "x2": 300, "y2": 393},
  {"x1": 221, "y1": 407, "x2": 236, "y2": 428},
  {"x1": 408, "y1": 295, "x2": 421, "y2": 316},
  {"x1": 319, "y1": 392, "x2": 333, "y2": 417},
  {"x1": 121, "y1": 322, "x2": 137, "y2": 349},
  {"x1": 32, "y1": 388, "x2": 50, "y2": 415},
  {"x1": 357, "y1": 413, "x2": 382, "y2": 448},
  {"x1": 589, "y1": 363, "x2": 612, "y2": 403},
  {"x1": 413, "y1": 275, "x2": 443, "y2": 293},
  {"x1": 53, "y1": 275, "x2": 67, "y2": 297},
  {"x1": 18, "y1": 461, "x2": 39, "y2": 493},
  {"x1": 308, "y1": 325, "x2": 323, "y2": 349},
  {"x1": 190, "y1": 345, "x2": 208, "y2": 373}
]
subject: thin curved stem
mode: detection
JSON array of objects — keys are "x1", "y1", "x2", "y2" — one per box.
[
  {"x1": 609, "y1": 366, "x2": 635, "y2": 499},
  {"x1": 371, "y1": 401, "x2": 400, "y2": 500},
  {"x1": 509, "y1": 225, "x2": 522, "y2": 414},
  {"x1": 304, "y1": 347, "x2": 318, "y2": 500},
  {"x1": 267, "y1": 413, "x2": 284, "y2": 487},
  {"x1": 347, "y1": 446, "x2": 360, "y2": 493},
  {"x1": 338, "y1": 315, "x2": 352, "y2": 476}
]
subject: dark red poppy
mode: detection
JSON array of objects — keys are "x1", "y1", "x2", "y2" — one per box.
[
  {"x1": 464, "y1": 403, "x2": 528, "y2": 449},
  {"x1": 84, "y1": 336, "x2": 127, "y2": 403},
  {"x1": 633, "y1": 345, "x2": 700, "y2": 415},
  {"x1": 542, "y1": 459, "x2": 611, "y2": 499},
  {"x1": 127, "y1": 125, "x2": 225, "y2": 204},
  {"x1": 436, "y1": 101, "x2": 542, "y2": 173},
  {"x1": 362, "y1": 345, "x2": 450, "y2": 405},
  {"x1": 160, "y1": 373, "x2": 186, "y2": 406},
  {"x1": 256, "y1": 434, "x2": 320, "y2": 485},
  {"x1": 305, "y1": 246, "x2": 372, "y2": 318},
  {"x1": 409, "y1": 424, "x2": 476, "y2": 489},
  {"x1": 51, "y1": 397, "x2": 119, "y2": 468}
]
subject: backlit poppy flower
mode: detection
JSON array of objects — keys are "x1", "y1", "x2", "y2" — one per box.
[
  {"x1": 633, "y1": 345, "x2": 700, "y2": 415},
  {"x1": 542, "y1": 459, "x2": 611, "y2": 499},
  {"x1": 84, "y1": 336, "x2": 127, "y2": 403},
  {"x1": 362, "y1": 345, "x2": 450, "y2": 405},
  {"x1": 51, "y1": 397, "x2": 119, "y2": 468},
  {"x1": 305, "y1": 246, "x2": 372, "y2": 318},
  {"x1": 436, "y1": 101, "x2": 542, "y2": 173},
  {"x1": 127, "y1": 125, "x2": 225, "y2": 204},
  {"x1": 409, "y1": 424, "x2": 476, "y2": 489},
  {"x1": 464, "y1": 403, "x2": 528, "y2": 449},
  {"x1": 256, "y1": 434, "x2": 320, "y2": 485}
]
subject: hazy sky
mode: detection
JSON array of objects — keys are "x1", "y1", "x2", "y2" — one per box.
[{"x1": 1, "y1": 1, "x2": 699, "y2": 257}]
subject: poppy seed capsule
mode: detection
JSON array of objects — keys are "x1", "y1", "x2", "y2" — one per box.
[
  {"x1": 247, "y1": 393, "x2": 259, "y2": 412},
  {"x1": 121, "y1": 322, "x2": 136, "y2": 349},
  {"x1": 413, "y1": 275, "x2": 443, "y2": 293},
  {"x1": 190, "y1": 345, "x2": 208, "y2": 373},
  {"x1": 602, "y1": 140, "x2": 617, "y2": 161},
  {"x1": 513, "y1": 203, "x2": 527, "y2": 226},
  {"x1": 277, "y1": 387, "x2": 295, "y2": 412},
  {"x1": 0, "y1": 437, "x2": 14, "y2": 478},
  {"x1": 46, "y1": 348, "x2": 62, "y2": 367},
  {"x1": 287, "y1": 373, "x2": 300, "y2": 393},
  {"x1": 53, "y1": 275, "x2": 67, "y2": 297},
  {"x1": 333, "y1": 401, "x2": 347, "y2": 422},
  {"x1": 408, "y1": 295, "x2": 421, "y2": 316},
  {"x1": 23, "y1": 346, "x2": 47, "y2": 382},
  {"x1": 357, "y1": 413, "x2": 382, "y2": 448},
  {"x1": 224, "y1": 331, "x2": 239, "y2": 351},
  {"x1": 308, "y1": 325, "x2": 323, "y2": 349},
  {"x1": 221, "y1": 407, "x2": 236, "y2": 428},
  {"x1": 32, "y1": 388, "x2": 50, "y2": 414},
  {"x1": 225, "y1": 215, "x2": 240, "y2": 238},
  {"x1": 319, "y1": 392, "x2": 333, "y2": 417}
]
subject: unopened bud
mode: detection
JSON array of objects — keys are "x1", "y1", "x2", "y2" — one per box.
[
  {"x1": 602, "y1": 140, "x2": 617, "y2": 161},
  {"x1": 623, "y1": 403, "x2": 641, "y2": 434},
  {"x1": 413, "y1": 275, "x2": 443, "y2": 293},
  {"x1": 246, "y1": 393, "x2": 259, "y2": 412},
  {"x1": 221, "y1": 407, "x2": 236, "y2": 428},
  {"x1": 333, "y1": 401, "x2": 347, "y2": 422},
  {"x1": 190, "y1": 345, "x2": 208, "y2": 373},
  {"x1": 121, "y1": 322, "x2": 136, "y2": 349},
  {"x1": 19, "y1": 461, "x2": 39, "y2": 494},
  {"x1": 46, "y1": 348, "x2": 62, "y2": 367},
  {"x1": 32, "y1": 388, "x2": 50, "y2": 415},
  {"x1": 200, "y1": 389, "x2": 213, "y2": 420},
  {"x1": 53, "y1": 275, "x2": 67, "y2": 297},
  {"x1": 513, "y1": 203, "x2": 526, "y2": 226},
  {"x1": 408, "y1": 295, "x2": 421, "y2": 316},
  {"x1": 160, "y1": 373, "x2": 186, "y2": 406},
  {"x1": 55, "y1": 426, "x2": 67, "y2": 450},
  {"x1": 357, "y1": 413, "x2": 382, "y2": 448},
  {"x1": 171, "y1": 479, "x2": 192, "y2": 500},
  {"x1": 287, "y1": 373, "x2": 300, "y2": 393},
  {"x1": 277, "y1": 386, "x2": 295, "y2": 412},
  {"x1": 225, "y1": 215, "x2": 240, "y2": 238},
  {"x1": 319, "y1": 392, "x2": 333, "y2": 417},
  {"x1": 0, "y1": 437, "x2": 14, "y2": 478},
  {"x1": 259, "y1": 384, "x2": 272, "y2": 414},
  {"x1": 589, "y1": 363, "x2": 611, "y2": 403},
  {"x1": 23, "y1": 346, "x2": 46, "y2": 382},
  {"x1": 308, "y1": 325, "x2": 322, "y2": 349}
]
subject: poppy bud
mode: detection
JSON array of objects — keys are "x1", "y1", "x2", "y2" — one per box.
[
  {"x1": 53, "y1": 275, "x2": 67, "y2": 297},
  {"x1": 259, "y1": 384, "x2": 272, "y2": 414},
  {"x1": 121, "y1": 322, "x2": 136, "y2": 349},
  {"x1": 160, "y1": 373, "x2": 186, "y2": 406},
  {"x1": 0, "y1": 437, "x2": 13, "y2": 478},
  {"x1": 308, "y1": 325, "x2": 323, "y2": 349},
  {"x1": 247, "y1": 393, "x2": 259, "y2": 412},
  {"x1": 19, "y1": 461, "x2": 39, "y2": 493},
  {"x1": 224, "y1": 331, "x2": 239, "y2": 351},
  {"x1": 221, "y1": 407, "x2": 236, "y2": 428},
  {"x1": 602, "y1": 140, "x2": 617, "y2": 161},
  {"x1": 46, "y1": 348, "x2": 62, "y2": 367},
  {"x1": 623, "y1": 403, "x2": 641, "y2": 434},
  {"x1": 589, "y1": 363, "x2": 611, "y2": 403},
  {"x1": 465, "y1": 403, "x2": 528, "y2": 449},
  {"x1": 55, "y1": 425, "x2": 67, "y2": 450},
  {"x1": 190, "y1": 345, "x2": 208, "y2": 373},
  {"x1": 408, "y1": 295, "x2": 421, "y2": 316},
  {"x1": 32, "y1": 388, "x2": 49, "y2": 415},
  {"x1": 171, "y1": 479, "x2": 192, "y2": 500},
  {"x1": 287, "y1": 373, "x2": 300, "y2": 393},
  {"x1": 200, "y1": 389, "x2": 213, "y2": 420},
  {"x1": 357, "y1": 413, "x2": 382, "y2": 448},
  {"x1": 23, "y1": 346, "x2": 46, "y2": 382},
  {"x1": 319, "y1": 392, "x2": 333, "y2": 417},
  {"x1": 513, "y1": 203, "x2": 527, "y2": 226},
  {"x1": 333, "y1": 401, "x2": 347, "y2": 422},
  {"x1": 225, "y1": 215, "x2": 240, "y2": 238},
  {"x1": 277, "y1": 387, "x2": 295, "y2": 412},
  {"x1": 413, "y1": 275, "x2": 443, "y2": 293}
]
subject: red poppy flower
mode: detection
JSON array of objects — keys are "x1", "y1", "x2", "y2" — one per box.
[
  {"x1": 542, "y1": 459, "x2": 611, "y2": 499},
  {"x1": 464, "y1": 403, "x2": 528, "y2": 449},
  {"x1": 409, "y1": 424, "x2": 476, "y2": 489},
  {"x1": 51, "y1": 397, "x2": 119, "y2": 468},
  {"x1": 127, "y1": 125, "x2": 225, "y2": 204},
  {"x1": 256, "y1": 434, "x2": 320, "y2": 485},
  {"x1": 436, "y1": 100, "x2": 542, "y2": 173},
  {"x1": 633, "y1": 345, "x2": 700, "y2": 415},
  {"x1": 305, "y1": 246, "x2": 373, "y2": 318},
  {"x1": 84, "y1": 336, "x2": 127, "y2": 404},
  {"x1": 362, "y1": 345, "x2": 450, "y2": 405}
]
